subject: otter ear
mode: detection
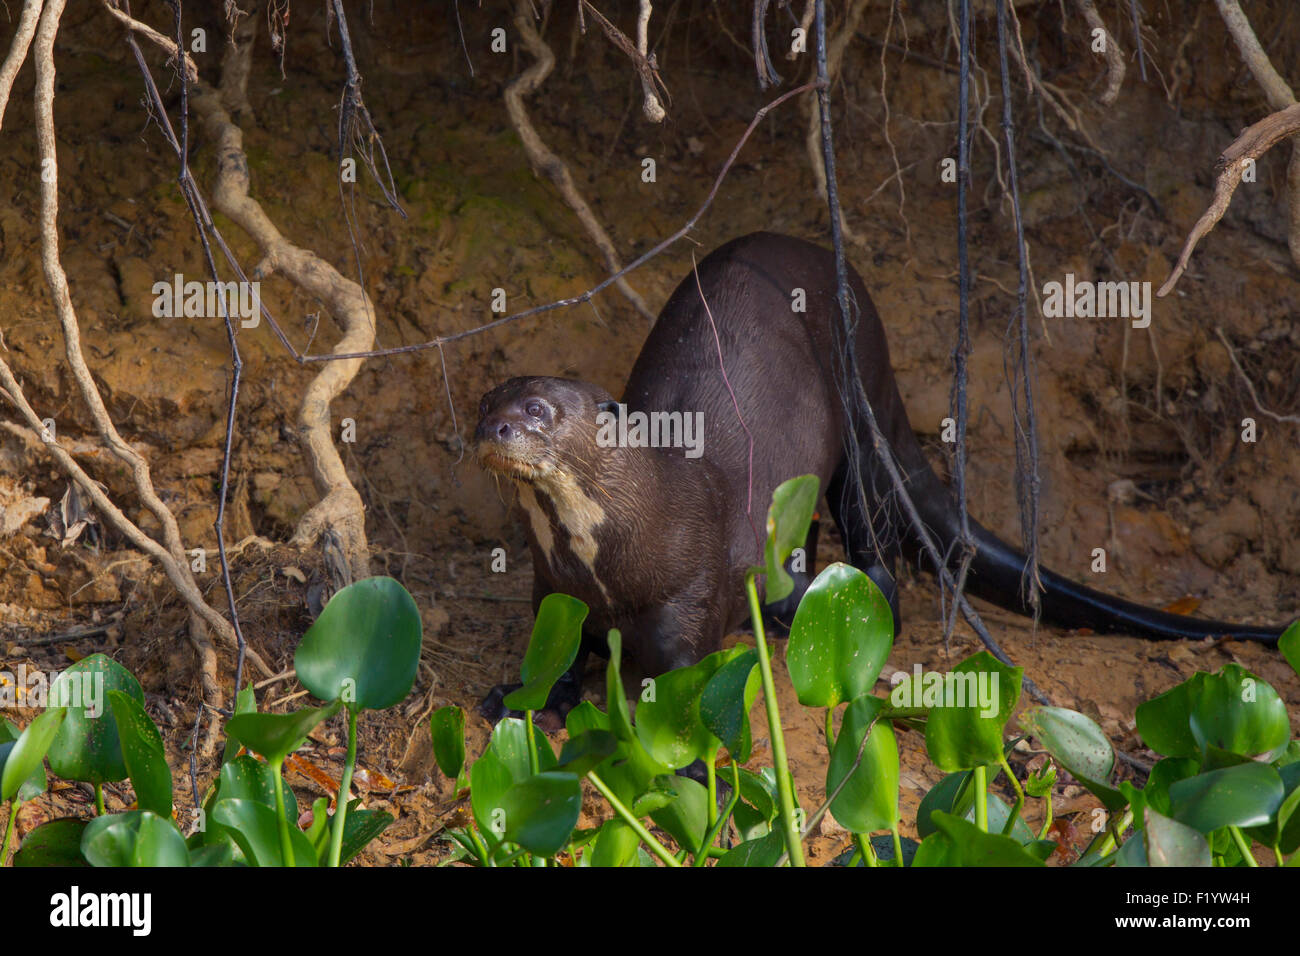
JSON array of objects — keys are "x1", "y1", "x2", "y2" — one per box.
[{"x1": 596, "y1": 399, "x2": 620, "y2": 416}]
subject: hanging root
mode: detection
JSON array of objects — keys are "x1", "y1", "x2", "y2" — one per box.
[{"x1": 507, "y1": 0, "x2": 656, "y2": 322}]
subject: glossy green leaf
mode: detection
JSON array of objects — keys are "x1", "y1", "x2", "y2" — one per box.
[
  {"x1": 211, "y1": 798, "x2": 317, "y2": 867},
  {"x1": 1279, "y1": 621, "x2": 1300, "y2": 678},
  {"x1": 917, "y1": 771, "x2": 975, "y2": 839},
  {"x1": 787, "y1": 563, "x2": 893, "y2": 707},
  {"x1": 761, "y1": 474, "x2": 819, "y2": 604},
  {"x1": 222, "y1": 683, "x2": 257, "y2": 766},
  {"x1": 108, "y1": 691, "x2": 171, "y2": 817},
  {"x1": 1143, "y1": 756, "x2": 1199, "y2": 817},
  {"x1": 826, "y1": 695, "x2": 899, "y2": 833},
  {"x1": 922, "y1": 811, "x2": 1043, "y2": 866},
  {"x1": 1169, "y1": 761, "x2": 1285, "y2": 833},
  {"x1": 225, "y1": 701, "x2": 341, "y2": 765},
  {"x1": 294, "y1": 576, "x2": 422, "y2": 712},
  {"x1": 429, "y1": 705, "x2": 467, "y2": 780},
  {"x1": 503, "y1": 593, "x2": 587, "y2": 712},
  {"x1": 469, "y1": 747, "x2": 514, "y2": 848},
  {"x1": 717, "y1": 829, "x2": 785, "y2": 867},
  {"x1": 1136, "y1": 680, "x2": 1198, "y2": 757},
  {"x1": 923, "y1": 652, "x2": 1022, "y2": 770},
  {"x1": 500, "y1": 772, "x2": 582, "y2": 856},
  {"x1": 1143, "y1": 808, "x2": 1212, "y2": 867},
  {"x1": 337, "y1": 804, "x2": 394, "y2": 866},
  {"x1": 636, "y1": 649, "x2": 735, "y2": 769},
  {"x1": 1188, "y1": 664, "x2": 1290, "y2": 760},
  {"x1": 648, "y1": 773, "x2": 709, "y2": 855},
  {"x1": 591, "y1": 818, "x2": 640, "y2": 868},
  {"x1": 699, "y1": 648, "x2": 761, "y2": 762},
  {"x1": 12, "y1": 817, "x2": 88, "y2": 867},
  {"x1": 212, "y1": 754, "x2": 298, "y2": 824},
  {"x1": 487, "y1": 716, "x2": 557, "y2": 780},
  {"x1": 1020, "y1": 706, "x2": 1125, "y2": 812},
  {"x1": 46, "y1": 655, "x2": 143, "y2": 785},
  {"x1": 83, "y1": 810, "x2": 189, "y2": 867},
  {"x1": 1, "y1": 707, "x2": 65, "y2": 802},
  {"x1": 556, "y1": 730, "x2": 619, "y2": 778}
]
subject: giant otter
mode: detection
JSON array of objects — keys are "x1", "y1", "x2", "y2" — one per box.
[{"x1": 473, "y1": 232, "x2": 1287, "y2": 724}]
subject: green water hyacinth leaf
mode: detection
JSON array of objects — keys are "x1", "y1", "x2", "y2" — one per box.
[
  {"x1": 762, "y1": 474, "x2": 819, "y2": 604},
  {"x1": 1280, "y1": 621, "x2": 1300, "y2": 678},
  {"x1": 488, "y1": 717, "x2": 558, "y2": 781},
  {"x1": 82, "y1": 810, "x2": 189, "y2": 867},
  {"x1": 500, "y1": 772, "x2": 582, "y2": 856},
  {"x1": 213, "y1": 755, "x2": 298, "y2": 822},
  {"x1": 503, "y1": 593, "x2": 587, "y2": 712},
  {"x1": 1135, "y1": 680, "x2": 1198, "y2": 757},
  {"x1": 107, "y1": 691, "x2": 171, "y2": 817},
  {"x1": 211, "y1": 799, "x2": 317, "y2": 867},
  {"x1": 13, "y1": 817, "x2": 88, "y2": 867},
  {"x1": 46, "y1": 654, "x2": 143, "y2": 785},
  {"x1": 1020, "y1": 706, "x2": 1126, "y2": 813},
  {"x1": 1142, "y1": 808, "x2": 1212, "y2": 867},
  {"x1": 469, "y1": 746, "x2": 514, "y2": 848},
  {"x1": 1, "y1": 707, "x2": 64, "y2": 803},
  {"x1": 294, "y1": 576, "x2": 422, "y2": 712},
  {"x1": 1188, "y1": 664, "x2": 1290, "y2": 760},
  {"x1": 787, "y1": 563, "x2": 894, "y2": 707},
  {"x1": 826, "y1": 695, "x2": 899, "y2": 833},
  {"x1": 592, "y1": 819, "x2": 640, "y2": 867},
  {"x1": 335, "y1": 805, "x2": 395, "y2": 867},
  {"x1": 636, "y1": 648, "x2": 735, "y2": 769},
  {"x1": 923, "y1": 652, "x2": 1022, "y2": 771},
  {"x1": 717, "y1": 829, "x2": 785, "y2": 867},
  {"x1": 649, "y1": 773, "x2": 709, "y2": 855},
  {"x1": 916, "y1": 771, "x2": 975, "y2": 839},
  {"x1": 222, "y1": 683, "x2": 257, "y2": 766},
  {"x1": 226, "y1": 701, "x2": 341, "y2": 764},
  {"x1": 700, "y1": 647, "x2": 760, "y2": 762},
  {"x1": 1169, "y1": 762, "x2": 1285, "y2": 833},
  {"x1": 430, "y1": 705, "x2": 467, "y2": 781},
  {"x1": 605, "y1": 630, "x2": 637, "y2": 743},
  {"x1": 556, "y1": 730, "x2": 618, "y2": 778},
  {"x1": 919, "y1": 812, "x2": 1043, "y2": 867}
]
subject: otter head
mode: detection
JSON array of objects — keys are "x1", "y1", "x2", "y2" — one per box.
[{"x1": 473, "y1": 376, "x2": 618, "y2": 487}]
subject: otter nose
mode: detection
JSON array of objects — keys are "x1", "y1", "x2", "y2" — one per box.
[{"x1": 474, "y1": 415, "x2": 514, "y2": 444}]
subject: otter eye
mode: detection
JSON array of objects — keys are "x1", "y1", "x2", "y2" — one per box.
[{"x1": 524, "y1": 400, "x2": 545, "y2": 419}]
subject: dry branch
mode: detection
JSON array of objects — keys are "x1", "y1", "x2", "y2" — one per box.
[{"x1": 507, "y1": 0, "x2": 655, "y2": 321}]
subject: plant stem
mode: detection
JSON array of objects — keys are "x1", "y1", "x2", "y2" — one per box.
[
  {"x1": 705, "y1": 756, "x2": 718, "y2": 829},
  {"x1": 94, "y1": 783, "x2": 105, "y2": 816},
  {"x1": 998, "y1": 754, "x2": 1025, "y2": 836},
  {"x1": 855, "y1": 831, "x2": 877, "y2": 867},
  {"x1": 523, "y1": 711, "x2": 544, "y2": 867},
  {"x1": 891, "y1": 821, "x2": 904, "y2": 867},
  {"x1": 745, "y1": 571, "x2": 805, "y2": 867},
  {"x1": 327, "y1": 708, "x2": 359, "y2": 867},
  {"x1": 1037, "y1": 790, "x2": 1054, "y2": 841},
  {"x1": 271, "y1": 758, "x2": 294, "y2": 866},
  {"x1": 588, "y1": 771, "x2": 681, "y2": 867},
  {"x1": 694, "y1": 764, "x2": 741, "y2": 866},
  {"x1": 1, "y1": 801, "x2": 18, "y2": 866},
  {"x1": 1093, "y1": 809, "x2": 1133, "y2": 857},
  {"x1": 824, "y1": 707, "x2": 835, "y2": 749},
  {"x1": 524, "y1": 711, "x2": 540, "y2": 775},
  {"x1": 973, "y1": 765, "x2": 988, "y2": 832},
  {"x1": 1228, "y1": 826, "x2": 1258, "y2": 867}
]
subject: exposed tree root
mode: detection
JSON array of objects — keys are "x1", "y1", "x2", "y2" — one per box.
[{"x1": 507, "y1": 0, "x2": 655, "y2": 322}]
